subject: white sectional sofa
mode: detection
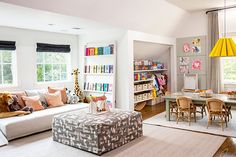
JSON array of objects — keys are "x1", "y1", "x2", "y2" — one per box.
[{"x1": 0, "y1": 103, "x2": 89, "y2": 143}]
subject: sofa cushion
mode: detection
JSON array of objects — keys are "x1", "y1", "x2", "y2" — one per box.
[
  {"x1": 25, "y1": 89, "x2": 48, "y2": 108},
  {"x1": 48, "y1": 87, "x2": 67, "y2": 104},
  {"x1": 0, "y1": 103, "x2": 89, "y2": 140},
  {"x1": 45, "y1": 91, "x2": 64, "y2": 107},
  {"x1": 10, "y1": 91, "x2": 27, "y2": 108},
  {"x1": 22, "y1": 95, "x2": 44, "y2": 111}
]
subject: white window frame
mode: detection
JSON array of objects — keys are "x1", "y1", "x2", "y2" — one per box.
[
  {"x1": 36, "y1": 52, "x2": 71, "y2": 83},
  {"x1": 0, "y1": 50, "x2": 17, "y2": 87},
  {"x1": 221, "y1": 33, "x2": 236, "y2": 87}
]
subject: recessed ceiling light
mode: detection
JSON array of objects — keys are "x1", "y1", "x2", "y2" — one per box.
[
  {"x1": 48, "y1": 24, "x2": 54, "y2": 26},
  {"x1": 72, "y1": 27, "x2": 81, "y2": 30}
]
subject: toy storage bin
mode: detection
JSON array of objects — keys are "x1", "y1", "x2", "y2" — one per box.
[
  {"x1": 134, "y1": 95, "x2": 137, "y2": 101},
  {"x1": 147, "y1": 92, "x2": 153, "y2": 99},
  {"x1": 134, "y1": 85, "x2": 137, "y2": 91},
  {"x1": 142, "y1": 93, "x2": 148, "y2": 99},
  {"x1": 147, "y1": 83, "x2": 153, "y2": 89},
  {"x1": 136, "y1": 94, "x2": 143, "y2": 101},
  {"x1": 142, "y1": 84, "x2": 148, "y2": 90},
  {"x1": 137, "y1": 85, "x2": 143, "y2": 91}
]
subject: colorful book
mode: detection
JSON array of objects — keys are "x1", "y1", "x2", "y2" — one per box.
[
  {"x1": 85, "y1": 48, "x2": 90, "y2": 56},
  {"x1": 108, "y1": 84, "x2": 112, "y2": 92},
  {"x1": 109, "y1": 65, "x2": 113, "y2": 73},
  {"x1": 95, "y1": 48, "x2": 98, "y2": 55},
  {"x1": 105, "y1": 65, "x2": 109, "y2": 73},
  {"x1": 89, "y1": 48, "x2": 95, "y2": 56},
  {"x1": 98, "y1": 47, "x2": 103, "y2": 55}
]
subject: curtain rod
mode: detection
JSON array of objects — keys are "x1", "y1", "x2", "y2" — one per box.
[{"x1": 206, "y1": 5, "x2": 236, "y2": 14}]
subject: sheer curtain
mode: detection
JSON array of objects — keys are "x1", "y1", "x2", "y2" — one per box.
[{"x1": 207, "y1": 11, "x2": 224, "y2": 93}]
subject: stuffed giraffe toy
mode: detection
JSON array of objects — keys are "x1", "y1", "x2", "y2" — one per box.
[{"x1": 71, "y1": 68, "x2": 84, "y2": 102}]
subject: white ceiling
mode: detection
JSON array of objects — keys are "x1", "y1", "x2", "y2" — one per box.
[
  {"x1": 166, "y1": 0, "x2": 236, "y2": 12},
  {"x1": 0, "y1": 2, "x2": 119, "y2": 35},
  {"x1": 0, "y1": 0, "x2": 188, "y2": 37}
]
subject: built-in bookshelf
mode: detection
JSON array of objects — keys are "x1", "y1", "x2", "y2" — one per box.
[
  {"x1": 133, "y1": 60, "x2": 168, "y2": 110},
  {"x1": 83, "y1": 42, "x2": 116, "y2": 108}
]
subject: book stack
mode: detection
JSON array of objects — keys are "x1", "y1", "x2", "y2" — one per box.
[
  {"x1": 85, "y1": 44, "x2": 114, "y2": 56},
  {"x1": 84, "y1": 82, "x2": 112, "y2": 92},
  {"x1": 84, "y1": 65, "x2": 113, "y2": 74}
]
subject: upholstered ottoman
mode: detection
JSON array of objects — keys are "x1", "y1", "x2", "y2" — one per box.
[{"x1": 52, "y1": 110, "x2": 143, "y2": 155}]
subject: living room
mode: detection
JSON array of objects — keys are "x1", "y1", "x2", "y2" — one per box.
[{"x1": 0, "y1": 0, "x2": 236, "y2": 157}]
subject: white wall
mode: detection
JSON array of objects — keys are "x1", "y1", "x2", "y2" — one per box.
[
  {"x1": 124, "y1": 31, "x2": 176, "y2": 110},
  {"x1": 174, "y1": 11, "x2": 208, "y2": 38},
  {"x1": 0, "y1": 26, "x2": 79, "y2": 91}
]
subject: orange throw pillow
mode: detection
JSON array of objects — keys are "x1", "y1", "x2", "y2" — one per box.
[
  {"x1": 45, "y1": 91, "x2": 64, "y2": 107},
  {"x1": 48, "y1": 87, "x2": 67, "y2": 104},
  {"x1": 22, "y1": 95, "x2": 44, "y2": 111}
]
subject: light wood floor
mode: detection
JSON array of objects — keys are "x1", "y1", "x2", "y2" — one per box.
[{"x1": 139, "y1": 102, "x2": 236, "y2": 157}]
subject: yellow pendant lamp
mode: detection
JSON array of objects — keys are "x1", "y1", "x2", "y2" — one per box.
[{"x1": 209, "y1": 0, "x2": 236, "y2": 57}]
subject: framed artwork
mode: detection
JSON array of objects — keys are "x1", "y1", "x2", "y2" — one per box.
[
  {"x1": 179, "y1": 57, "x2": 190, "y2": 65},
  {"x1": 179, "y1": 65, "x2": 189, "y2": 73},
  {"x1": 192, "y1": 59, "x2": 202, "y2": 70},
  {"x1": 183, "y1": 43, "x2": 191, "y2": 53}
]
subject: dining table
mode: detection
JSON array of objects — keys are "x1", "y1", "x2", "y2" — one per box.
[{"x1": 163, "y1": 92, "x2": 236, "y2": 121}]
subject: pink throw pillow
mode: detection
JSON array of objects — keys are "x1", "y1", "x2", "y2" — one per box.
[
  {"x1": 21, "y1": 95, "x2": 44, "y2": 111},
  {"x1": 45, "y1": 91, "x2": 64, "y2": 107}
]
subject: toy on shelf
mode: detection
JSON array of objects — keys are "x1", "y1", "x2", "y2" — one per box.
[{"x1": 134, "y1": 60, "x2": 165, "y2": 71}]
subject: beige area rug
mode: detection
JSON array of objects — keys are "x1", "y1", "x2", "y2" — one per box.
[
  {"x1": 0, "y1": 124, "x2": 225, "y2": 157},
  {"x1": 144, "y1": 110, "x2": 236, "y2": 138}
]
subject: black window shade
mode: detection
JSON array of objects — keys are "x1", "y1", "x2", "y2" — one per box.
[
  {"x1": 36, "y1": 43, "x2": 70, "y2": 53},
  {"x1": 0, "y1": 41, "x2": 16, "y2": 50}
]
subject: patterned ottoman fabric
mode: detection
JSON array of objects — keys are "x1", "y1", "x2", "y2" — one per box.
[{"x1": 52, "y1": 110, "x2": 143, "y2": 155}]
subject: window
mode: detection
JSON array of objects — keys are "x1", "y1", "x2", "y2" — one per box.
[
  {"x1": 0, "y1": 50, "x2": 16, "y2": 86},
  {"x1": 222, "y1": 37, "x2": 236, "y2": 84},
  {"x1": 36, "y1": 52, "x2": 70, "y2": 82}
]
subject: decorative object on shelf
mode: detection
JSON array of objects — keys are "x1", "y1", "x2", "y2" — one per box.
[
  {"x1": 209, "y1": 0, "x2": 236, "y2": 57},
  {"x1": 71, "y1": 68, "x2": 84, "y2": 102}
]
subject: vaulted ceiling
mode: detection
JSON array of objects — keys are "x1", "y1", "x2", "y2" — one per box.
[
  {"x1": 0, "y1": 0, "x2": 188, "y2": 37},
  {"x1": 166, "y1": 0, "x2": 236, "y2": 12}
]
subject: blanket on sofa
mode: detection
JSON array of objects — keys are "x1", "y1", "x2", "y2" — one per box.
[{"x1": 0, "y1": 111, "x2": 31, "y2": 119}]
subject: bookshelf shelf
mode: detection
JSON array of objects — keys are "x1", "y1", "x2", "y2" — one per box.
[
  {"x1": 134, "y1": 79, "x2": 153, "y2": 83},
  {"x1": 134, "y1": 98, "x2": 153, "y2": 104},
  {"x1": 84, "y1": 90, "x2": 112, "y2": 94},
  {"x1": 84, "y1": 73, "x2": 113, "y2": 76},
  {"x1": 134, "y1": 69, "x2": 167, "y2": 73},
  {"x1": 84, "y1": 54, "x2": 114, "y2": 58},
  {"x1": 134, "y1": 88, "x2": 153, "y2": 94}
]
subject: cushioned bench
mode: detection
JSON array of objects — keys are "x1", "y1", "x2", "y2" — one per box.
[
  {"x1": 52, "y1": 110, "x2": 143, "y2": 155},
  {"x1": 0, "y1": 103, "x2": 89, "y2": 141}
]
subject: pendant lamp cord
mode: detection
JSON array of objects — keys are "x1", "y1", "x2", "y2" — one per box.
[{"x1": 224, "y1": 0, "x2": 226, "y2": 37}]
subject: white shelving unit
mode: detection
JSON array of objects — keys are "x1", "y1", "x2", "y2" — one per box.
[
  {"x1": 83, "y1": 42, "x2": 116, "y2": 108},
  {"x1": 133, "y1": 68, "x2": 167, "y2": 110}
]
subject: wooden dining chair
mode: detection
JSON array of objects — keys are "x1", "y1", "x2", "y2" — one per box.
[
  {"x1": 176, "y1": 96, "x2": 196, "y2": 126},
  {"x1": 206, "y1": 98, "x2": 228, "y2": 131},
  {"x1": 165, "y1": 92, "x2": 178, "y2": 117}
]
